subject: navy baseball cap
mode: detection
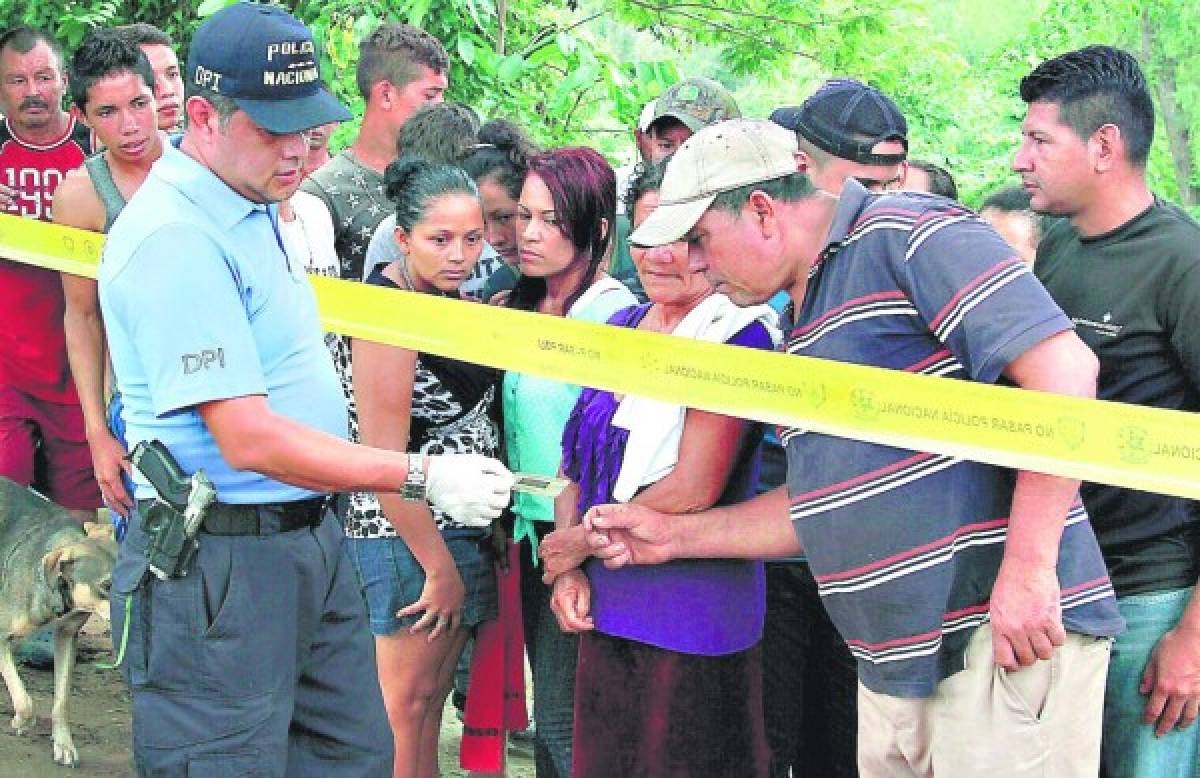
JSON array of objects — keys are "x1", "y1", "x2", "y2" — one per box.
[
  {"x1": 771, "y1": 79, "x2": 907, "y2": 166},
  {"x1": 187, "y1": 2, "x2": 350, "y2": 134}
]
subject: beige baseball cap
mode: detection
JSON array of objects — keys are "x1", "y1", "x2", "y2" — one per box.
[{"x1": 629, "y1": 119, "x2": 798, "y2": 248}]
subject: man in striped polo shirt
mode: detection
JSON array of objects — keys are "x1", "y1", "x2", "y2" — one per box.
[{"x1": 586, "y1": 119, "x2": 1124, "y2": 777}]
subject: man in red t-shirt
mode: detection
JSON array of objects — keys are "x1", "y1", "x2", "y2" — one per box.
[{"x1": 0, "y1": 26, "x2": 98, "y2": 521}]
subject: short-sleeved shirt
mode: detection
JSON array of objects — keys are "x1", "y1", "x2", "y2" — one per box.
[
  {"x1": 0, "y1": 117, "x2": 94, "y2": 402},
  {"x1": 1035, "y1": 200, "x2": 1200, "y2": 596},
  {"x1": 298, "y1": 150, "x2": 389, "y2": 282},
  {"x1": 99, "y1": 141, "x2": 347, "y2": 504},
  {"x1": 785, "y1": 182, "x2": 1123, "y2": 698},
  {"x1": 503, "y1": 277, "x2": 638, "y2": 550}
]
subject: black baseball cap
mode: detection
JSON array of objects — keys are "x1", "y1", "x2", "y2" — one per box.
[
  {"x1": 187, "y1": 2, "x2": 350, "y2": 134},
  {"x1": 770, "y1": 79, "x2": 908, "y2": 166}
]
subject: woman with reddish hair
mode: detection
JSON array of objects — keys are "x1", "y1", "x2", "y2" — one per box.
[{"x1": 500, "y1": 147, "x2": 637, "y2": 776}]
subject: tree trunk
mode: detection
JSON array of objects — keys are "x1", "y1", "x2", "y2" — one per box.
[
  {"x1": 1141, "y1": 5, "x2": 1199, "y2": 206},
  {"x1": 496, "y1": 0, "x2": 507, "y2": 55}
]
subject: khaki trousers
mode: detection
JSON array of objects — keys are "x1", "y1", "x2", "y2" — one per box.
[{"x1": 857, "y1": 624, "x2": 1111, "y2": 778}]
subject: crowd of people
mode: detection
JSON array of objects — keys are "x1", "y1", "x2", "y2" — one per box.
[{"x1": 0, "y1": 2, "x2": 1196, "y2": 777}]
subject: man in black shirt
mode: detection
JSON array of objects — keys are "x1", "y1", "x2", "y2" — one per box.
[{"x1": 1017, "y1": 45, "x2": 1200, "y2": 778}]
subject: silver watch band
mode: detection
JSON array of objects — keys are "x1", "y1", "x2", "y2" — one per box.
[{"x1": 400, "y1": 453, "x2": 427, "y2": 501}]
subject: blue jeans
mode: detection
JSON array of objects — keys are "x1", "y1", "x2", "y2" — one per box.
[
  {"x1": 347, "y1": 529, "x2": 497, "y2": 635},
  {"x1": 1102, "y1": 586, "x2": 1200, "y2": 778}
]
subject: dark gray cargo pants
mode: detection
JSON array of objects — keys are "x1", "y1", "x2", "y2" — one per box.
[{"x1": 111, "y1": 511, "x2": 393, "y2": 776}]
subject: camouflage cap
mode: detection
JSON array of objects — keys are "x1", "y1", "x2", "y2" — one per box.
[{"x1": 650, "y1": 77, "x2": 741, "y2": 134}]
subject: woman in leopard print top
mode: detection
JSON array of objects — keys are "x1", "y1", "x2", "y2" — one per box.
[{"x1": 347, "y1": 156, "x2": 500, "y2": 776}]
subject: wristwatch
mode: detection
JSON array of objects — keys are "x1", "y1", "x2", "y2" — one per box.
[{"x1": 400, "y1": 453, "x2": 427, "y2": 501}]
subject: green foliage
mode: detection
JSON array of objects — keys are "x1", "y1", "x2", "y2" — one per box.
[
  {"x1": 0, "y1": 0, "x2": 1195, "y2": 213},
  {"x1": 289, "y1": 0, "x2": 682, "y2": 156},
  {"x1": 0, "y1": 0, "x2": 209, "y2": 51}
]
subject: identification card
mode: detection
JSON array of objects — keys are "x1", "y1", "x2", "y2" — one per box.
[{"x1": 511, "y1": 472, "x2": 569, "y2": 497}]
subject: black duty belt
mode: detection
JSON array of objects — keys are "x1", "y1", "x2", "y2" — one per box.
[{"x1": 138, "y1": 496, "x2": 331, "y2": 536}]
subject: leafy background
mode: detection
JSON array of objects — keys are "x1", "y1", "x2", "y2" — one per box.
[{"x1": 2, "y1": 0, "x2": 1196, "y2": 211}]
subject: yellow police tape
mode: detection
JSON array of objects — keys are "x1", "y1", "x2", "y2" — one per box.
[{"x1": 4, "y1": 212, "x2": 1200, "y2": 499}]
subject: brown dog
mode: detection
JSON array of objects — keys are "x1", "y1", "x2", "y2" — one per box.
[{"x1": 0, "y1": 476, "x2": 117, "y2": 767}]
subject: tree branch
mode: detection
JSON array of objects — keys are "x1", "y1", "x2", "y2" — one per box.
[
  {"x1": 496, "y1": 0, "x2": 507, "y2": 56},
  {"x1": 639, "y1": 7, "x2": 820, "y2": 64},
  {"x1": 521, "y1": 11, "x2": 607, "y2": 58},
  {"x1": 625, "y1": 0, "x2": 825, "y2": 29},
  {"x1": 1140, "y1": 5, "x2": 1197, "y2": 206},
  {"x1": 560, "y1": 80, "x2": 592, "y2": 135}
]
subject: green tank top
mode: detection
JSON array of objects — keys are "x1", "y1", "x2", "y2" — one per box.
[{"x1": 83, "y1": 153, "x2": 127, "y2": 232}]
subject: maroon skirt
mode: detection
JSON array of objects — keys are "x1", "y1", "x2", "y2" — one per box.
[{"x1": 572, "y1": 630, "x2": 769, "y2": 778}]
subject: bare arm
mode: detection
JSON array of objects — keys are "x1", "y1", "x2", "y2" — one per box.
[
  {"x1": 61, "y1": 275, "x2": 108, "y2": 434},
  {"x1": 546, "y1": 477, "x2": 595, "y2": 631},
  {"x1": 55, "y1": 171, "x2": 133, "y2": 513},
  {"x1": 55, "y1": 170, "x2": 109, "y2": 433},
  {"x1": 353, "y1": 335, "x2": 463, "y2": 637},
  {"x1": 0, "y1": 178, "x2": 15, "y2": 211},
  {"x1": 197, "y1": 394, "x2": 411, "y2": 492},
  {"x1": 585, "y1": 486, "x2": 799, "y2": 567},
  {"x1": 539, "y1": 472, "x2": 585, "y2": 580},
  {"x1": 542, "y1": 408, "x2": 748, "y2": 580},
  {"x1": 190, "y1": 367, "x2": 509, "y2": 531},
  {"x1": 629, "y1": 409, "x2": 747, "y2": 513},
  {"x1": 989, "y1": 329, "x2": 1098, "y2": 669}
]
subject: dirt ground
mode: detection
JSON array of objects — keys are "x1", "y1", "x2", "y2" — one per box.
[{"x1": 0, "y1": 618, "x2": 534, "y2": 777}]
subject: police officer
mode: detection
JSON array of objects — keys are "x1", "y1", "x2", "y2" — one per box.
[{"x1": 98, "y1": 4, "x2": 513, "y2": 774}]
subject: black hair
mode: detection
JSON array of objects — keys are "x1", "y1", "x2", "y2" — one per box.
[
  {"x1": 979, "y1": 184, "x2": 1052, "y2": 239},
  {"x1": 357, "y1": 23, "x2": 448, "y2": 100},
  {"x1": 647, "y1": 115, "x2": 689, "y2": 137},
  {"x1": 68, "y1": 29, "x2": 155, "y2": 111},
  {"x1": 384, "y1": 154, "x2": 479, "y2": 233},
  {"x1": 110, "y1": 22, "x2": 174, "y2": 49},
  {"x1": 396, "y1": 101, "x2": 480, "y2": 163},
  {"x1": 0, "y1": 26, "x2": 62, "y2": 64},
  {"x1": 1019, "y1": 45, "x2": 1154, "y2": 168},
  {"x1": 980, "y1": 185, "x2": 1032, "y2": 213},
  {"x1": 711, "y1": 173, "x2": 817, "y2": 214},
  {"x1": 460, "y1": 119, "x2": 539, "y2": 199},
  {"x1": 182, "y1": 85, "x2": 237, "y2": 126},
  {"x1": 908, "y1": 159, "x2": 959, "y2": 200},
  {"x1": 624, "y1": 158, "x2": 667, "y2": 214}
]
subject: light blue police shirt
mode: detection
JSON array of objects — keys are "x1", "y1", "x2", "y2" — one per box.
[{"x1": 99, "y1": 141, "x2": 348, "y2": 504}]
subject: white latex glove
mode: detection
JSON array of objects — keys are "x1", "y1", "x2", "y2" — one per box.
[{"x1": 426, "y1": 454, "x2": 515, "y2": 527}]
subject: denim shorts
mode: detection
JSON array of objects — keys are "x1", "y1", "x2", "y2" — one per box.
[{"x1": 348, "y1": 529, "x2": 498, "y2": 636}]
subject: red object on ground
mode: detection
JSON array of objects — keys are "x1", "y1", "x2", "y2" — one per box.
[{"x1": 460, "y1": 540, "x2": 529, "y2": 772}]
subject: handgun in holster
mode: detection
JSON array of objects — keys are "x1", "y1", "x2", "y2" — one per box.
[{"x1": 129, "y1": 440, "x2": 217, "y2": 580}]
